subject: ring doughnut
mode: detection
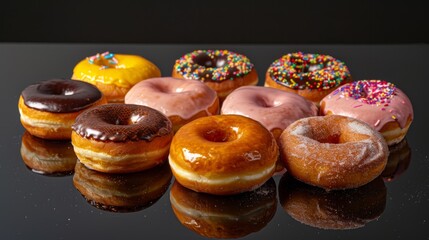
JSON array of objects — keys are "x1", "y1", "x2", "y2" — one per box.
[
  {"x1": 73, "y1": 161, "x2": 172, "y2": 212},
  {"x1": 172, "y1": 50, "x2": 258, "y2": 102},
  {"x1": 320, "y1": 80, "x2": 414, "y2": 145},
  {"x1": 170, "y1": 178, "x2": 277, "y2": 238},
  {"x1": 279, "y1": 115, "x2": 388, "y2": 190},
  {"x1": 125, "y1": 77, "x2": 219, "y2": 133},
  {"x1": 265, "y1": 52, "x2": 352, "y2": 104},
  {"x1": 72, "y1": 51, "x2": 161, "y2": 103},
  {"x1": 279, "y1": 174, "x2": 386, "y2": 230},
  {"x1": 71, "y1": 104, "x2": 173, "y2": 173},
  {"x1": 169, "y1": 115, "x2": 278, "y2": 195},
  {"x1": 18, "y1": 79, "x2": 107, "y2": 139},
  {"x1": 20, "y1": 131, "x2": 77, "y2": 176}
]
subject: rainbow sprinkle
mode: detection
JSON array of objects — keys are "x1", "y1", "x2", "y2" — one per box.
[
  {"x1": 87, "y1": 51, "x2": 119, "y2": 70},
  {"x1": 339, "y1": 80, "x2": 396, "y2": 105},
  {"x1": 173, "y1": 50, "x2": 254, "y2": 82},
  {"x1": 268, "y1": 52, "x2": 351, "y2": 90}
]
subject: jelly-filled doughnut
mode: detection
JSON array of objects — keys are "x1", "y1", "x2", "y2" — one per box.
[
  {"x1": 18, "y1": 79, "x2": 107, "y2": 139},
  {"x1": 71, "y1": 104, "x2": 173, "y2": 173},
  {"x1": 279, "y1": 174, "x2": 386, "y2": 230},
  {"x1": 125, "y1": 77, "x2": 219, "y2": 133},
  {"x1": 169, "y1": 115, "x2": 278, "y2": 195},
  {"x1": 172, "y1": 50, "x2": 258, "y2": 102},
  {"x1": 265, "y1": 52, "x2": 352, "y2": 104},
  {"x1": 73, "y1": 161, "x2": 172, "y2": 212},
  {"x1": 20, "y1": 131, "x2": 77, "y2": 176},
  {"x1": 279, "y1": 115, "x2": 388, "y2": 190},
  {"x1": 320, "y1": 80, "x2": 413, "y2": 146},
  {"x1": 72, "y1": 51, "x2": 161, "y2": 103},
  {"x1": 170, "y1": 178, "x2": 277, "y2": 238}
]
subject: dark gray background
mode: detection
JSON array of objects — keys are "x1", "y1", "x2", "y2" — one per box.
[
  {"x1": 1, "y1": 0, "x2": 428, "y2": 44},
  {"x1": 1, "y1": 43, "x2": 428, "y2": 239}
]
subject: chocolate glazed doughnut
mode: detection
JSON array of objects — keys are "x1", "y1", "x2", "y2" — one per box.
[
  {"x1": 71, "y1": 104, "x2": 173, "y2": 173},
  {"x1": 279, "y1": 174, "x2": 387, "y2": 230},
  {"x1": 18, "y1": 79, "x2": 107, "y2": 139}
]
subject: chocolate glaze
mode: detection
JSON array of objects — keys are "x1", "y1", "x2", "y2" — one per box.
[
  {"x1": 21, "y1": 79, "x2": 102, "y2": 113},
  {"x1": 192, "y1": 52, "x2": 235, "y2": 81},
  {"x1": 72, "y1": 104, "x2": 172, "y2": 142}
]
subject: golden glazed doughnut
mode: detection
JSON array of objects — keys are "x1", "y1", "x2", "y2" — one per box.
[
  {"x1": 125, "y1": 77, "x2": 219, "y2": 133},
  {"x1": 320, "y1": 80, "x2": 414, "y2": 146},
  {"x1": 71, "y1": 104, "x2": 173, "y2": 173},
  {"x1": 279, "y1": 115, "x2": 388, "y2": 190},
  {"x1": 170, "y1": 179, "x2": 277, "y2": 238},
  {"x1": 279, "y1": 174, "x2": 386, "y2": 230},
  {"x1": 73, "y1": 161, "x2": 172, "y2": 212},
  {"x1": 169, "y1": 115, "x2": 278, "y2": 195},
  {"x1": 18, "y1": 79, "x2": 107, "y2": 140},
  {"x1": 72, "y1": 51, "x2": 161, "y2": 103},
  {"x1": 172, "y1": 50, "x2": 258, "y2": 102},
  {"x1": 265, "y1": 52, "x2": 352, "y2": 104},
  {"x1": 20, "y1": 131, "x2": 77, "y2": 176}
]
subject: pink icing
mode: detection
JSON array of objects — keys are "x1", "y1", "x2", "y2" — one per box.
[
  {"x1": 125, "y1": 77, "x2": 218, "y2": 120},
  {"x1": 221, "y1": 86, "x2": 318, "y2": 131},
  {"x1": 321, "y1": 80, "x2": 414, "y2": 131}
]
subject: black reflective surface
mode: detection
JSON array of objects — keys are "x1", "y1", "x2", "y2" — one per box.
[{"x1": 1, "y1": 44, "x2": 428, "y2": 239}]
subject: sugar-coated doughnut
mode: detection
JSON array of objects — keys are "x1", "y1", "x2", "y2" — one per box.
[
  {"x1": 169, "y1": 115, "x2": 278, "y2": 195},
  {"x1": 279, "y1": 174, "x2": 386, "y2": 230},
  {"x1": 172, "y1": 50, "x2": 258, "y2": 102},
  {"x1": 18, "y1": 79, "x2": 107, "y2": 140},
  {"x1": 74, "y1": 161, "x2": 172, "y2": 212},
  {"x1": 72, "y1": 51, "x2": 161, "y2": 103},
  {"x1": 320, "y1": 80, "x2": 414, "y2": 146},
  {"x1": 222, "y1": 86, "x2": 318, "y2": 140},
  {"x1": 71, "y1": 104, "x2": 173, "y2": 173},
  {"x1": 381, "y1": 139, "x2": 411, "y2": 182},
  {"x1": 125, "y1": 77, "x2": 219, "y2": 133},
  {"x1": 20, "y1": 131, "x2": 77, "y2": 176},
  {"x1": 265, "y1": 52, "x2": 352, "y2": 104},
  {"x1": 170, "y1": 178, "x2": 277, "y2": 238},
  {"x1": 280, "y1": 115, "x2": 388, "y2": 190}
]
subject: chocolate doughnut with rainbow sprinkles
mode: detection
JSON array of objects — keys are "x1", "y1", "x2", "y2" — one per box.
[{"x1": 265, "y1": 52, "x2": 352, "y2": 104}]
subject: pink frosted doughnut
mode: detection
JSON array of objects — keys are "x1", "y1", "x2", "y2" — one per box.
[
  {"x1": 320, "y1": 80, "x2": 413, "y2": 146},
  {"x1": 125, "y1": 77, "x2": 219, "y2": 132},
  {"x1": 221, "y1": 86, "x2": 318, "y2": 140}
]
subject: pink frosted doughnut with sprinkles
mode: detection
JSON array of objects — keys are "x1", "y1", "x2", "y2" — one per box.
[
  {"x1": 265, "y1": 52, "x2": 352, "y2": 104},
  {"x1": 172, "y1": 50, "x2": 258, "y2": 102},
  {"x1": 320, "y1": 80, "x2": 413, "y2": 146}
]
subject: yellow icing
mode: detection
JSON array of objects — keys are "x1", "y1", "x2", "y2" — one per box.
[{"x1": 72, "y1": 54, "x2": 161, "y2": 88}]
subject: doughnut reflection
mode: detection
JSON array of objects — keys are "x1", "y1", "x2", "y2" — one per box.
[
  {"x1": 382, "y1": 138, "x2": 411, "y2": 182},
  {"x1": 279, "y1": 174, "x2": 386, "y2": 230},
  {"x1": 170, "y1": 178, "x2": 277, "y2": 239},
  {"x1": 20, "y1": 131, "x2": 76, "y2": 176},
  {"x1": 73, "y1": 161, "x2": 172, "y2": 213}
]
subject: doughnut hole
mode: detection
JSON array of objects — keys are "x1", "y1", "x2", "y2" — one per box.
[
  {"x1": 193, "y1": 52, "x2": 227, "y2": 68},
  {"x1": 203, "y1": 127, "x2": 239, "y2": 142}
]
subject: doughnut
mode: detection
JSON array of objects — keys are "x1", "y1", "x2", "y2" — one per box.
[
  {"x1": 265, "y1": 52, "x2": 352, "y2": 104},
  {"x1": 279, "y1": 115, "x2": 388, "y2": 190},
  {"x1": 125, "y1": 77, "x2": 219, "y2": 133},
  {"x1": 18, "y1": 79, "x2": 107, "y2": 140},
  {"x1": 170, "y1": 178, "x2": 276, "y2": 238},
  {"x1": 74, "y1": 161, "x2": 172, "y2": 212},
  {"x1": 320, "y1": 80, "x2": 414, "y2": 146},
  {"x1": 381, "y1": 139, "x2": 411, "y2": 182},
  {"x1": 222, "y1": 86, "x2": 318, "y2": 141},
  {"x1": 71, "y1": 104, "x2": 173, "y2": 173},
  {"x1": 169, "y1": 115, "x2": 278, "y2": 195},
  {"x1": 279, "y1": 174, "x2": 386, "y2": 230},
  {"x1": 72, "y1": 51, "x2": 161, "y2": 103},
  {"x1": 172, "y1": 50, "x2": 258, "y2": 102},
  {"x1": 20, "y1": 131, "x2": 77, "y2": 176}
]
